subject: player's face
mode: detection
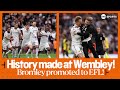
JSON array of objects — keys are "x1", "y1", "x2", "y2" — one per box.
[
  {"x1": 26, "y1": 25, "x2": 30, "y2": 30},
  {"x1": 11, "y1": 37, "x2": 14, "y2": 41},
  {"x1": 14, "y1": 24, "x2": 18, "y2": 29},
  {"x1": 97, "y1": 28, "x2": 101, "y2": 33},
  {"x1": 85, "y1": 20, "x2": 90, "y2": 25},
  {"x1": 32, "y1": 22, "x2": 36, "y2": 27},
  {"x1": 41, "y1": 26, "x2": 45, "y2": 31},
  {"x1": 7, "y1": 28, "x2": 11, "y2": 33},
  {"x1": 76, "y1": 19, "x2": 82, "y2": 26},
  {"x1": 45, "y1": 25, "x2": 49, "y2": 31},
  {"x1": 63, "y1": 35, "x2": 66, "y2": 39}
]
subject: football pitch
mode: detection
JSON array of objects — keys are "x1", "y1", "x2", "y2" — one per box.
[
  {"x1": 5, "y1": 53, "x2": 56, "y2": 58},
  {"x1": 59, "y1": 53, "x2": 118, "y2": 58}
]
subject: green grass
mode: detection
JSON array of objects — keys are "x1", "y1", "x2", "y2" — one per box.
[{"x1": 5, "y1": 53, "x2": 56, "y2": 58}]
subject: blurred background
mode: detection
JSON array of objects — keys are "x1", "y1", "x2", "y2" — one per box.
[
  {"x1": 59, "y1": 13, "x2": 118, "y2": 58},
  {"x1": 3, "y1": 13, "x2": 57, "y2": 53}
]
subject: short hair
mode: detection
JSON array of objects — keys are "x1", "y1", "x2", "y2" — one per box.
[
  {"x1": 75, "y1": 16, "x2": 82, "y2": 22},
  {"x1": 96, "y1": 27, "x2": 101, "y2": 29},
  {"x1": 6, "y1": 27, "x2": 10, "y2": 30},
  {"x1": 14, "y1": 23, "x2": 18, "y2": 26},
  {"x1": 25, "y1": 22, "x2": 30, "y2": 26},
  {"x1": 32, "y1": 21, "x2": 36, "y2": 23},
  {"x1": 85, "y1": 16, "x2": 93, "y2": 22}
]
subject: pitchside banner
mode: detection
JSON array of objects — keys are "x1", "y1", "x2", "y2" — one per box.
[{"x1": 0, "y1": 11, "x2": 119, "y2": 79}]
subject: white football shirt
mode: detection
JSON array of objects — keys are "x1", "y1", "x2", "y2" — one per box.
[
  {"x1": 21, "y1": 27, "x2": 31, "y2": 41},
  {"x1": 40, "y1": 30, "x2": 51, "y2": 43},
  {"x1": 3, "y1": 31, "x2": 11, "y2": 43},
  {"x1": 70, "y1": 24, "x2": 81, "y2": 45},
  {"x1": 30, "y1": 26, "x2": 38, "y2": 40},
  {"x1": 10, "y1": 27, "x2": 21, "y2": 40}
]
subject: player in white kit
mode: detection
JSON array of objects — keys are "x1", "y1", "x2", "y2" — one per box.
[
  {"x1": 2, "y1": 27, "x2": 13, "y2": 58},
  {"x1": 10, "y1": 23, "x2": 21, "y2": 58},
  {"x1": 18, "y1": 24, "x2": 33, "y2": 58},
  {"x1": 71, "y1": 16, "x2": 84, "y2": 58},
  {"x1": 29, "y1": 21, "x2": 39, "y2": 58},
  {"x1": 39, "y1": 26, "x2": 51, "y2": 58}
]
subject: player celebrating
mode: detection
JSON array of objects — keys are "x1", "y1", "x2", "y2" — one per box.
[
  {"x1": 10, "y1": 23, "x2": 21, "y2": 58},
  {"x1": 18, "y1": 24, "x2": 33, "y2": 58},
  {"x1": 2, "y1": 27, "x2": 13, "y2": 58},
  {"x1": 39, "y1": 25, "x2": 52, "y2": 58},
  {"x1": 29, "y1": 21, "x2": 39, "y2": 58},
  {"x1": 70, "y1": 16, "x2": 84, "y2": 58}
]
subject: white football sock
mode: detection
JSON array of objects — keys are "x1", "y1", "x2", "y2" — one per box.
[
  {"x1": 48, "y1": 55, "x2": 51, "y2": 58},
  {"x1": 46, "y1": 50, "x2": 51, "y2": 58},
  {"x1": 26, "y1": 49, "x2": 31, "y2": 58},
  {"x1": 6, "y1": 50, "x2": 11, "y2": 54},
  {"x1": 12, "y1": 49, "x2": 15, "y2": 58},
  {"x1": 15, "y1": 48, "x2": 18, "y2": 57},
  {"x1": 36, "y1": 48, "x2": 39, "y2": 58}
]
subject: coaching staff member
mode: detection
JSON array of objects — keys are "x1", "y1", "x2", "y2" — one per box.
[{"x1": 78, "y1": 17, "x2": 99, "y2": 58}]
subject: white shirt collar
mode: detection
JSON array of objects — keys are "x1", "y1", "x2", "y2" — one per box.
[{"x1": 74, "y1": 24, "x2": 79, "y2": 28}]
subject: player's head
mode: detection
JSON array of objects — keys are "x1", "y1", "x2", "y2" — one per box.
[
  {"x1": 32, "y1": 21, "x2": 37, "y2": 27},
  {"x1": 96, "y1": 27, "x2": 101, "y2": 33},
  {"x1": 7, "y1": 27, "x2": 11, "y2": 33},
  {"x1": 63, "y1": 34, "x2": 66, "y2": 39},
  {"x1": 45, "y1": 24, "x2": 51, "y2": 32},
  {"x1": 25, "y1": 24, "x2": 30, "y2": 30},
  {"x1": 41, "y1": 25, "x2": 45, "y2": 31},
  {"x1": 14, "y1": 23, "x2": 18, "y2": 29},
  {"x1": 85, "y1": 17, "x2": 93, "y2": 25},
  {"x1": 10, "y1": 36, "x2": 14, "y2": 41},
  {"x1": 45, "y1": 25, "x2": 49, "y2": 30},
  {"x1": 74, "y1": 16, "x2": 82, "y2": 26}
]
